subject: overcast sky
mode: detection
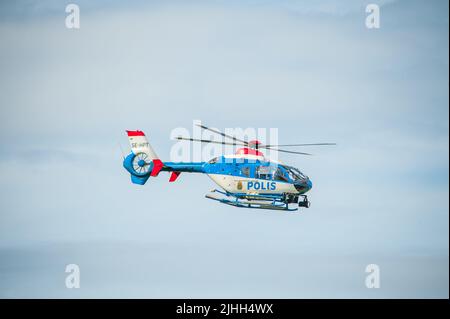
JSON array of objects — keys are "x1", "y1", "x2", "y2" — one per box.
[{"x1": 0, "y1": 0, "x2": 448, "y2": 298}]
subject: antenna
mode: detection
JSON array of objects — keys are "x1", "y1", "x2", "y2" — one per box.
[{"x1": 117, "y1": 142, "x2": 125, "y2": 160}]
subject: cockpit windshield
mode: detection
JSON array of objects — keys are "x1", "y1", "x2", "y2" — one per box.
[{"x1": 283, "y1": 165, "x2": 307, "y2": 181}]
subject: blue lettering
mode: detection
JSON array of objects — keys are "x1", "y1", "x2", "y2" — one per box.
[{"x1": 248, "y1": 181, "x2": 277, "y2": 191}]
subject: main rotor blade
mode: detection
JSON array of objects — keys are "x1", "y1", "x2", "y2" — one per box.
[
  {"x1": 264, "y1": 143, "x2": 336, "y2": 147},
  {"x1": 175, "y1": 136, "x2": 247, "y2": 146},
  {"x1": 263, "y1": 147, "x2": 313, "y2": 156},
  {"x1": 196, "y1": 124, "x2": 248, "y2": 145}
]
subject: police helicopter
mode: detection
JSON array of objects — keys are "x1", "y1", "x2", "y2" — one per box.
[{"x1": 122, "y1": 124, "x2": 335, "y2": 211}]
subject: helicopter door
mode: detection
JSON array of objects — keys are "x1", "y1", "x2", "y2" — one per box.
[{"x1": 235, "y1": 165, "x2": 253, "y2": 191}]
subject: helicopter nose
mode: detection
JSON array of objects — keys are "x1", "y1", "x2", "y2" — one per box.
[{"x1": 294, "y1": 178, "x2": 312, "y2": 193}]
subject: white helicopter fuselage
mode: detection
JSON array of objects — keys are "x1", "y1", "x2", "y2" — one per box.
[{"x1": 206, "y1": 153, "x2": 299, "y2": 195}]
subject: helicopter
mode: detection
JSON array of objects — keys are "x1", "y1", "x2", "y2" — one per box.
[{"x1": 122, "y1": 124, "x2": 335, "y2": 211}]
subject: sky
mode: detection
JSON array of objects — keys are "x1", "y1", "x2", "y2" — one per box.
[{"x1": 0, "y1": 0, "x2": 448, "y2": 298}]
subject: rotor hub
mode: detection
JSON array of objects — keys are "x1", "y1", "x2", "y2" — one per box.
[
  {"x1": 248, "y1": 140, "x2": 261, "y2": 149},
  {"x1": 138, "y1": 159, "x2": 146, "y2": 167}
]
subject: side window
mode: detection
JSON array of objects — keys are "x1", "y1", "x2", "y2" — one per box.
[
  {"x1": 241, "y1": 166, "x2": 250, "y2": 177},
  {"x1": 256, "y1": 166, "x2": 272, "y2": 180}
]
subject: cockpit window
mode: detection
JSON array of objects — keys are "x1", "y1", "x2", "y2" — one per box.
[
  {"x1": 283, "y1": 165, "x2": 307, "y2": 181},
  {"x1": 241, "y1": 166, "x2": 250, "y2": 177},
  {"x1": 256, "y1": 165, "x2": 273, "y2": 180}
]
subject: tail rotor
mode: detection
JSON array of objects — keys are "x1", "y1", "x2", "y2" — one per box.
[{"x1": 123, "y1": 130, "x2": 163, "y2": 185}]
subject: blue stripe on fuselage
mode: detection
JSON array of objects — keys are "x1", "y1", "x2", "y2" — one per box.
[{"x1": 162, "y1": 162, "x2": 206, "y2": 173}]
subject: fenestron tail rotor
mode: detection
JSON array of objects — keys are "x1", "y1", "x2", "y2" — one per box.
[{"x1": 132, "y1": 152, "x2": 152, "y2": 174}]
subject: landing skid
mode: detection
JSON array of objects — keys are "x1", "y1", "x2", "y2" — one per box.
[{"x1": 205, "y1": 189, "x2": 301, "y2": 211}]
